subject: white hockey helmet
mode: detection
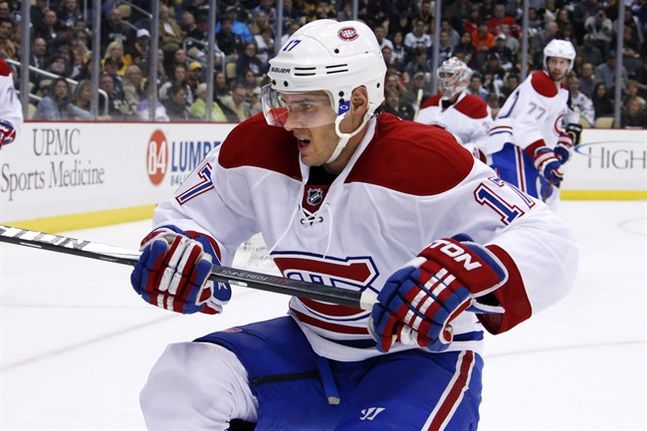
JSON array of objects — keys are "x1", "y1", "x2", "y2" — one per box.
[
  {"x1": 543, "y1": 39, "x2": 576, "y2": 72},
  {"x1": 263, "y1": 19, "x2": 386, "y2": 163},
  {"x1": 436, "y1": 57, "x2": 472, "y2": 100}
]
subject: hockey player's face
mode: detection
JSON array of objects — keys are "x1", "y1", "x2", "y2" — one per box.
[
  {"x1": 280, "y1": 91, "x2": 338, "y2": 166},
  {"x1": 547, "y1": 57, "x2": 570, "y2": 81}
]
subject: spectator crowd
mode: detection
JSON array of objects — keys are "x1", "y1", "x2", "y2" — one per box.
[{"x1": 1, "y1": 0, "x2": 645, "y2": 127}]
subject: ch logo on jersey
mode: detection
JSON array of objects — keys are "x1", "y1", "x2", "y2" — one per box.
[
  {"x1": 272, "y1": 252, "x2": 379, "y2": 291},
  {"x1": 360, "y1": 407, "x2": 385, "y2": 421},
  {"x1": 554, "y1": 112, "x2": 565, "y2": 136}
]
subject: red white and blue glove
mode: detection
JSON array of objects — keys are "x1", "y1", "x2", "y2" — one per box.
[
  {"x1": 525, "y1": 140, "x2": 564, "y2": 187},
  {"x1": 0, "y1": 119, "x2": 16, "y2": 147},
  {"x1": 554, "y1": 133, "x2": 574, "y2": 163},
  {"x1": 130, "y1": 226, "x2": 231, "y2": 314},
  {"x1": 369, "y1": 238, "x2": 507, "y2": 353}
]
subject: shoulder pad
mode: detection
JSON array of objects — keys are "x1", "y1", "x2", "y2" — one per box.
[
  {"x1": 0, "y1": 58, "x2": 10, "y2": 77},
  {"x1": 530, "y1": 71, "x2": 558, "y2": 98},
  {"x1": 219, "y1": 114, "x2": 302, "y2": 181},
  {"x1": 346, "y1": 113, "x2": 474, "y2": 196},
  {"x1": 420, "y1": 94, "x2": 442, "y2": 109},
  {"x1": 454, "y1": 94, "x2": 489, "y2": 119}
]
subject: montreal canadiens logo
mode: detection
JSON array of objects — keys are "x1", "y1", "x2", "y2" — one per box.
[
  {"x1": 146, "y1": 129, "x2": 168, "y2": 185},
  {"x1": 337, "y1": 27, "x2": 358, "y2": 41}
]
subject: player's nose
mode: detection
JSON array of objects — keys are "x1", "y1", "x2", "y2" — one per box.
[{"x1": 283, "y1": 111, "x2": 304, "y2": 131}]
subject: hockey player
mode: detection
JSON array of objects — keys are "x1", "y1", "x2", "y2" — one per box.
[
  {"x1": 488, "y1": 39, "x2": 581, "y2": 206},
  {"x1": 416, "y1": 57, "x2": 493, "y2": 161},
  {"x1": 131, "y1": 20, "x2": 578, "y2": 430},
  {"x1": 0, "y1": 58, "x2": 23, "y2": 148}
]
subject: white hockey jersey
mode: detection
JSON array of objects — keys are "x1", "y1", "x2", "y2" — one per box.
[
  {"x1": 489, "y1": 70, "x2": 569, "y2": 154},
  {"x1": 0, "y1": 58, "x2": 23, "y2": 143},
  {"x1": 152, "y1": 113, "x2": 578, "y2": 362},
  {"x1": 416, "y1": 92, "x2": 492, "y2": 148}
]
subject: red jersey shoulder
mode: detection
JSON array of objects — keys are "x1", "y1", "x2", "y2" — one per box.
[
  {"x1": 218, "y1": 113, "x2": 302, "y2": 181},
  {"x1": 0, "y1": 58, "x2": 10, "y2": 76},
  {"x1": 346, "y1": 113, "x2": 474, "y2": 196},
  {"x1": 454, "y1": 93, "x2": 489, "y2": 119},
  {"x1": 420, "y1": 94, "x2": 441, "y2": 109},
  {"x1": 530, "y1": 71, "x2": 558, "y2": 97}
]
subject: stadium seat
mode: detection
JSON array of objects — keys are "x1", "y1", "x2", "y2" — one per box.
[{"x1": 594, "y1": 117, "x2": 614, "y2": 128}]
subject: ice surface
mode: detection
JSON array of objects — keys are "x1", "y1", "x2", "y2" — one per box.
[{"x1": 1, "y1": 201, "x2": 645, "y2": 430}]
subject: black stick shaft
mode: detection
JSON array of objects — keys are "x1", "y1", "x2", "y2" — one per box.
[{"x1": 0, "y1": 225, "x2": 365, "y2": 308}]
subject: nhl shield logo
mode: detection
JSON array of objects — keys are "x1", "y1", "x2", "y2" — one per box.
[{"x1": 307, "y1": 188, "x2": 324, "y2": 206}]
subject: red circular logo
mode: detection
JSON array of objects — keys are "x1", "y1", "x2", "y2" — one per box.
[
  {"x1": 146, "y1": 130, "x2": 168, "y2": 185},
  {"x1": 337, "y1": 27, "x2": 358, "y2": 41}
]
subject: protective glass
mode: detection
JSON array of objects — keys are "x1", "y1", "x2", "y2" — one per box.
[{"x1": 261, "y1": 84, "x2": 338, "y2": 129}]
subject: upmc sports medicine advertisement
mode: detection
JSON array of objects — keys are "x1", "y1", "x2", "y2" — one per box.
[{"x1": 0, "y1": 122, "x2": 235, "y2": 225}]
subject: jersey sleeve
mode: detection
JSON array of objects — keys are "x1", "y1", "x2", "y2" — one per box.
[
  {"x1": 0, "y1": 62, "x2": 23, "y2": 138},
  {"x1": 417, "y1": 162, "x2": 578, "y2": 334},
  {"x1": 151, "y1": 144, "x2": 260, "y2": 266}
]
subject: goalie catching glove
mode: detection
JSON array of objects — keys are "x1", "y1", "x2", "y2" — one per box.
[
  {"x1": 369, "y1": 238, "x2": 507, "y2": 353},
  {"x1": 130, "y1": 226, "x2": 231, "y2": 314}
]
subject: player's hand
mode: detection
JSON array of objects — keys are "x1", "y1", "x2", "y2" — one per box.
[
  {"x1": 565, "y1": 123, "x2": 582, "y2": 147},
  {"x1": 527, "y1": 145, "x2": 564, "y2": 187},
  {"x1": 554, "y1": 133, "x2": 573, "y2": 163},
  {"x1": 369, "y1": 238, "x2": 507, "y2": 353},
  {"x1": 130, "y1": 226, "x2": 231, "y2": 314},
  {"x1": 0, "y1": 119, "x2": 16, "y2": 148}
]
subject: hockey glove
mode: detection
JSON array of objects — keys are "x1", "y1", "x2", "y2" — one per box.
[
  {"x1": 554, "y1": 133, "x2": 574, "y2": 164},
  {"x1": 525, "y1": 141, "x2": 564, "y2": 187},
  {"x1": 369, "y1": 238, "x2": 507, "y2": 353},
  {"x1": 0, "y1": 119, "x2": 16, "y2": 147},
  {"x1": 130, "y1": 226, "x2": 231, "y2": 314},
  {"x1": 565, "y1": 123, "x2": 582, "y2": 147}
]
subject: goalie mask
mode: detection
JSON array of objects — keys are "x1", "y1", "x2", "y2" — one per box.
[
  {"x1": 436, "y1": 57, "x2": 472, "y2": 100},
  {"x1": 263, "y1": 19, "x2": 386, "y2": 163}
]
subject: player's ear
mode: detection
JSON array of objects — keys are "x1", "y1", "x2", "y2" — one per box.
[{"x1": 349, "y1": 86, "x2": 369, "y2": 117}]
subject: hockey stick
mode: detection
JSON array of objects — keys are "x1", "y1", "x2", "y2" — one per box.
[
  {"x1": 0, "y1": 225, "x2": 378, "y2": 310},
  {"x1": 412, "y1": 88, "x2": 423, "y2": 121}
]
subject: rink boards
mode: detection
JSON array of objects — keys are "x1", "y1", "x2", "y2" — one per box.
[{"x1": 0, "y1": 122, "x2": 645, "y2": 232}]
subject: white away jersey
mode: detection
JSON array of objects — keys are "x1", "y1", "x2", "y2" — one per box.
[
  {"x1": 0, "y1": 59, "x2": 23, "y2": 141},
  {"x1": 152, "y1": 113, "x2": 578, "y2": 362},
  {"x1": 489, "y1": 70, "x2": 569, "y2": 153},
  {"x1": 416, "y1": 92, "x2": 492, "y2": 149}
]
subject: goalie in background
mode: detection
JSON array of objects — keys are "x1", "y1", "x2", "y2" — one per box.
[
  {"x1": 0, "y1": 57, "x2": 23, "y2": 148},
  {"x1": 415, "y1": 57, "x2": 493, "y2": 162},
  {"x1": 130, "y1": 19, "x2": 578, "y2": 430}
]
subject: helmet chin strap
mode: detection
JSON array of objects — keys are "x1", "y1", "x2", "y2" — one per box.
[{"x1": 325, "y1": 111, "x2": 371, "y2": 164}]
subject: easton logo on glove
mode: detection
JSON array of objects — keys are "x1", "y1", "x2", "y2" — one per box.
[
  {"x1": 370, "y1": 238, "x2": 508, "y2": 353},
  {"x1": 426, "y1": 239, "x2": 483, "y2": 271}
]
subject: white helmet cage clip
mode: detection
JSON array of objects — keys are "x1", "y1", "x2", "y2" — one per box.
[
  {"x1": 436, "y1": 57, "x2": 472, "y2": 100},
  {"x1": 543, "y1": 39, "x2": 576, "y2": 72}
]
